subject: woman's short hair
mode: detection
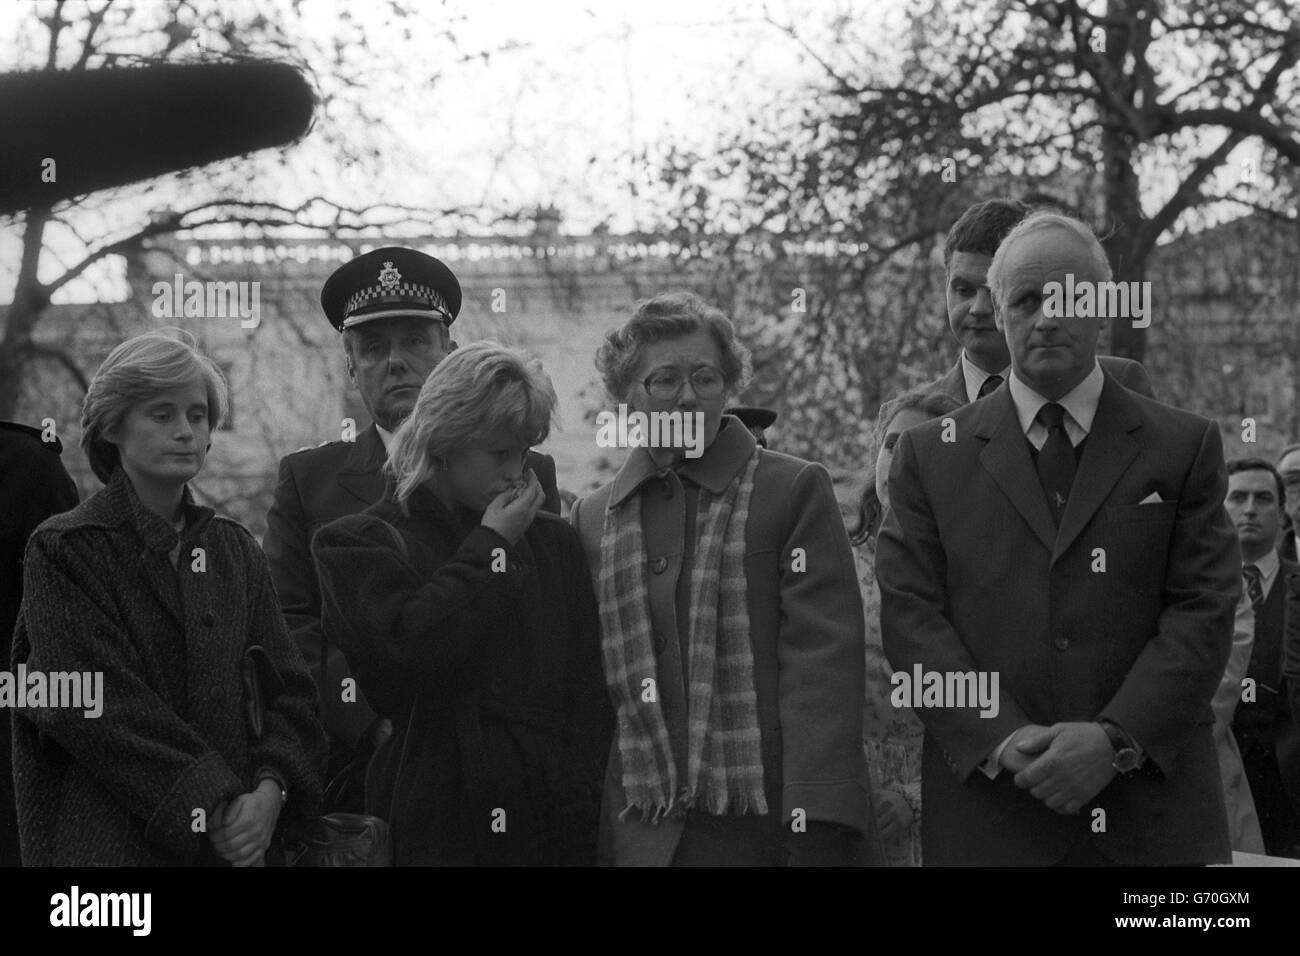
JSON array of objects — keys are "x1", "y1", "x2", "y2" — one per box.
[
  {"x1": 387, "y1": 341, "x2": 557, "y2": 509},
  {"x1": 850, "y1": 388, "x2": 962, "y2": 546},
  {"x1": 595, "y1": 292, "x2": 752, "y2": 401},
  {"x1": 81, "y1": 329, "x2": 229, "y2": 484}
]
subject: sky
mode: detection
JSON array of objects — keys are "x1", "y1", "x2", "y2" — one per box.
[
  {"x1": 1, "y1": 0, "x2": 910, "y2": 302},
  {"x1": 0, "y1": 0, "x2": 1283, "y2": 305}
]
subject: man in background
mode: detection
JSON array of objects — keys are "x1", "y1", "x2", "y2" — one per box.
[
  {"x1": 1224, "y1": 457, "x2": 1300, "y2": 858},
  {"x1": 920, "y1": 198, "x2": 1153, "y2": 405}
]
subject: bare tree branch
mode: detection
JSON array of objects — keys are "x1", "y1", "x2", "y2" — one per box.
[
  {"x1": 73, "y1": 0, "x2": 115, "y2": 70},
  {"x1": 19, "y1": 341, "x2": 91, "y2": 394}
]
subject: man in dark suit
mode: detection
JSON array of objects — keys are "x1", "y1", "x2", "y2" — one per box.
[
  {"x1": 263, "y1": 247, "x2": 560, "y2": 811},
  {"x1": 1276, "y1": 444, "x2": 1300, "y2": 562},
  {"x1": 877, "y1": 210, "x2": 1239, "y2": 865},
  {"x1": 0, "y1": 421, "x2": 79, "y2": 865},
  {"x1": 1224, "y1": 457, "x2": 1300, "y2": 857},
  {"x1": 920, "y1": 198, "x2": 1153, "y2": 405}
]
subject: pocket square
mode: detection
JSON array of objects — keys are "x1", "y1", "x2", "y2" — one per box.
[{"x1": 1139, "y1": 491, "x2": 1163, "y2": 504}]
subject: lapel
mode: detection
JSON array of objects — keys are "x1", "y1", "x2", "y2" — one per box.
[
  {"x1": 976, "y1": 389, "x2": 1057, "y2": 555},
  {"x1": 336, "y1": 424, "x2": 388, "y2": 507},
  {"x1": 108, "y1": 469, "x2": 214, "y2": 632},
  {"x1": 1049, "y1": 374, "x2": 1142, "y2": 565},
  {"x1": 938, "y1": 360, "x2": 966, "y2": 404}
]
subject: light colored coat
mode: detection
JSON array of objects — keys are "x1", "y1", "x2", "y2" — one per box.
[{"x1": 571, "y1": 418, "x2": 877, "y2": 866}]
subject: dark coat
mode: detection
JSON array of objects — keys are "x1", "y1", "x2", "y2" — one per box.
[
  {"x1": 312, "y1": 487, "x2": 610, "y2": 865},
  {"x1": 11, "y1": 468, "x2": 325, "y2": 866},
  {"x1": 570, "y1": 419, "x2": 879, "y2": 866},
  {"x1": 263, "y1": 424, "x2": 561, "y2": 764},
  {"x1": 1235, "y1": 557, "x2": 1300, "y2": 853},
  {"x1": 878, "y1": 372, "x2": 1239, "y2": 865},
  {"x1": 0, "y1": 421, "x2": 79, "y2": 866}
]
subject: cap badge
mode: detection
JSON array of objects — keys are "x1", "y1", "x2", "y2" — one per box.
[{"x1": 378, "y1": 261, "x2": 401, "y2": 291}]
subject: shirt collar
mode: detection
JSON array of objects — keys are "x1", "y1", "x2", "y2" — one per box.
[
  {"x1": 376, "y1": 424, "x2": 396, "y2": 452},
  {"x1": 960, "y1": 351, "x2": 1009, "y2": 403},
  {"x1": 1247, "y1": 549, "x2": 1279, "y2": 593},
  {"x1": 1009, "y1": 360, "x2": 1104, "y2": 436},
  {"x1": 608, "y1": 415, "x2": 757, "y2": 508}
]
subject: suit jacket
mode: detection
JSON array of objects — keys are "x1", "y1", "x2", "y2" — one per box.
[
  {"x1": 877, "y1": 372, "x2": 1239, "y2": 865},
  {"x1": 1235, "y1": 557, "x2": 1300, "y2": 825},
  {"x1": 570, "y1": 419, "x2": 877, "y2": 866},
  {"x1": 263, "y1": 424, "x2": 561, "y2": 758},
  {"x1": 923, "y1": 354, "x2": 1154, "y2": 405},
  {"x1": 1285, "y1": 570, "x2": 1300, "y2": 803},
  {"x1": 1210, "y1": 600, "x2": 1265, "y2": 853}
]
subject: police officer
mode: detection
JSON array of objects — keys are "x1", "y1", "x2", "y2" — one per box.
[{"x1": 262, "y1": 247, "x2": 560, "y2": 813}]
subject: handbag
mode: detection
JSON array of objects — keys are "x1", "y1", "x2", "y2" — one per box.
[{"x1": 241, "y1": 643, "x2": 393, "y2": 867}]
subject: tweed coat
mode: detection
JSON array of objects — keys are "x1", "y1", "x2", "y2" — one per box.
[
  {"x1": 11, "y1": 468, "x2": 325, "y2": 866},
  {"x1": 312, "y1": 487, "x2": 612, "y2": 865}
]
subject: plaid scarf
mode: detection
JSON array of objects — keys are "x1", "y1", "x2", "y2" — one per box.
[{"x1": 598, "y1": 448, "x2": 767, "y2": 821}]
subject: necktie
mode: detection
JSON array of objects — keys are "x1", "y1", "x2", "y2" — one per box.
[
  {"x1": 977, "y1": 374, "x2": 1003, "y2": 399},
  {"x1": 1243, "y1": 564, "x2": 1264, "y2": 609},
  {"x1": 1036, "y1": 402, "x2": 1075, "y2": 525}
]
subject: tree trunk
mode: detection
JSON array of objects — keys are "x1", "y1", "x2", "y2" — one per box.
[
  {"x1": 1098, "y1": 0, "x2": 1147, "y2": 363},
  {"x1": 0, "y1": 207, "x2": 52, "y2": 421}
]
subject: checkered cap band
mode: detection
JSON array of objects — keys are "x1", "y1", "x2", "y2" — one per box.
[{"x1": 344, "y1": 281, "x2": 450, "y2": 319}]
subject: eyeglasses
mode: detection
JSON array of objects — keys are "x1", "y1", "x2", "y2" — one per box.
[{"x1": 641, "y1": 366, "x2": 726, "y2": 401}]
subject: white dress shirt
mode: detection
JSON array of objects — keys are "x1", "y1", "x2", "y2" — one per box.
[
  {"x1": 1241, "y1": 549, "x2": 1279, "y2": 605},
  {"x1": 1008, "y1": 360, "x2": 1104, "y2": 450},
  {"x1": 961, "y1": 352, "x2": 1009, "y2": 404}
]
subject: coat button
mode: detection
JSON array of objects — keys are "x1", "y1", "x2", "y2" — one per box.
[
  {"x1": 652, "y1": 557, "x2": 668, "y2": 574},
  {"x1": 1053, "y1": 636, "x2": 1069, "y2": 651},
  {"x1": 202, "y1": 611, "x2": 215, "y2": 627},
  {"x1": 653, "y1": 633, "x2": 667, "y2": 654}
]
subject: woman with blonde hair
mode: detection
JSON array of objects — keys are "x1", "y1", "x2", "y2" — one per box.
[
  {"x1": 12, "y1": 330, "x2": 325, "y2": 866},
  {"x1": 313, "y1": 341, "x2": 611, "y2": 865}
]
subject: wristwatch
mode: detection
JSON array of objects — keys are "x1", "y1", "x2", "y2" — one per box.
[
  {"x1": 256, "y1": 771, "x2": 288, "y2": 808},
  {"x1": 1098, "y1": 720, "x2": 1143, "y2": 773}
]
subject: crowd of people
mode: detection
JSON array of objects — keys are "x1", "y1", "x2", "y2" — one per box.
[{"x1": 2, "y1": 198, "x2": 1297, "y2": 866}]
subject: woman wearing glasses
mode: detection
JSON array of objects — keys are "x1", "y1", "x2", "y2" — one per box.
[
  {"x1": 571, "y1": 292, "x2": 882, "y2": 866},
  {"x1": 312, "y1": 342, "x2": 611, "y2": 865}
]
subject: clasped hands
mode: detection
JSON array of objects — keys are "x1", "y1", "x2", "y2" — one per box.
[
  {"x1": 208, "y1": 779, "x2": 283, "y2": 867},
  {"x1": 998, "y1": 722, "x2": 1115, "y2": 815}
]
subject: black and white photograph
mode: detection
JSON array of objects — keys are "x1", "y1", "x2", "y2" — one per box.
[{"x1": 1, "y1": 0, "x2": 1297, "y2": 936}]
